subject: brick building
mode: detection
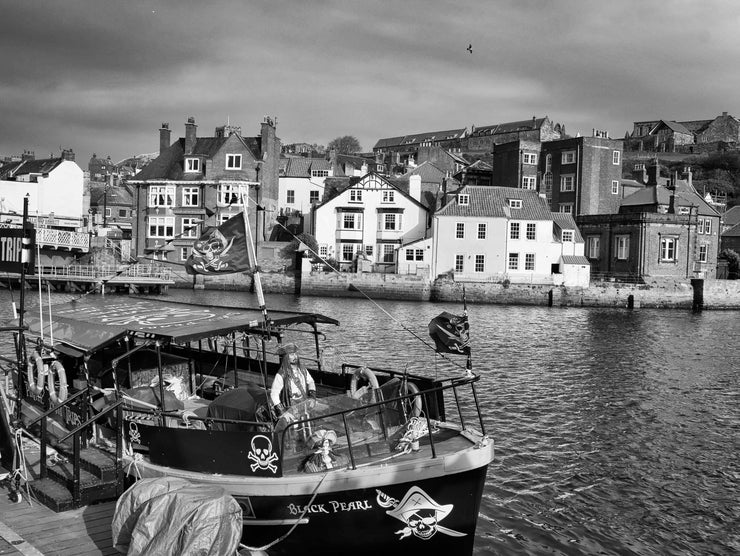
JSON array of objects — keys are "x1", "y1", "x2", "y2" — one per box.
[
  {"x1": 466, "y1": 116, "x2": 564, "y2": 153},
  {"x1": 127, "y1": 116, "x2": 280, "y2": 263},
  {"x1": 492, "y1": 133, "x2": 624, "y2": 216},
  {"x1": 577, "y1": 171, "x2": 720, "y2": 280}
]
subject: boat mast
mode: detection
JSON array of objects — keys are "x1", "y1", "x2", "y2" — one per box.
[
  {"x1": 16, "y1": 195, "x2": 30, "y2": 422},
  {"x1": 240, "y1": 184, "x2": 270, "y2": 390}
]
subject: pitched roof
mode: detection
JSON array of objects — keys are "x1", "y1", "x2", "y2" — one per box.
[
  {"x1": 373, "y1": 129, "x2": 466, "y2": 150},
  {"x1": 282, "y1": 157, "x2": 332, "y2": 177},
  {"x1": 651, "y1": 120, "x2": 693, "y2": 136},
  {"x1": 0, "y1": 157, "x2": 64, "y2": 180},
  {"x1": 723, "y1": 222, "x2": 740, "y2": 237},
  {"x1": 405, "y1": 161, "x2": 446, "y2": 183},
  {"x1": 435, "y1": 186, "x2": 552, "y2": 219},
  {"x1": 470, "y1": 117, "x2": 547, "y2": 137},
  {"x1": 722, "y1": 205, "x2": 740, "y2": 227},
  {"x1": 620, "y1": 181, "x2": 719, "y2": 217},
  {"x1": 561, "y1": 255, "x2": 590, "y2": 265},
  {"x1": 89, "y1": 184, "x2": 134, "y2": 206},
  {"x1": 133, "y1": 135, "x2": 260, "y2": 181},
  {"x1": 553, "y1": 213, "x2": 584, "y2": 242}
]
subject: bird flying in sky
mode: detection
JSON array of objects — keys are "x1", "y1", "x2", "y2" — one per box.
[{"x1": 467, "y1": 44, "x2": 473, "y2": 54}]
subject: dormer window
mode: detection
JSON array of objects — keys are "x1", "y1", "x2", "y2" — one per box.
[
  {"x1": 226, "y1": 154, "x2": 242, "y2": 169},
  {"x1": 509, "y1": 199, "x2": 522, "y2": 209},
  {"x1": 185, "y1": 158, "x2": 200, "y2": 172},
  {"x1": 562, "y1": 230, "x2": 574, "y2": 242},
  {"x1": 458, "y1": 194, "x2": 470, "y2": 205}
]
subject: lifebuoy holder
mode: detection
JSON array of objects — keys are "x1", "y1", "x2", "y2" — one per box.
[
  {"x1": 26, "y1": 353, "x2": 68, "y2": 404},
  {"x1": 349, "y1": 366, "x2": 379, "y2": 397}
]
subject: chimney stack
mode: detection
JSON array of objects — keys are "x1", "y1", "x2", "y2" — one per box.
[
  {"x1": 160, "y1": 123, "x2": 171, "y2": 154},
  {"x1": 184, "y1": 117, "x2": 197, "y2": 154},
  {"x1": 61, "y1": 148, "x2": 75, "y2": 161}
]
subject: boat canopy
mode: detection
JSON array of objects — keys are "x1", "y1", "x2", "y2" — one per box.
[{"x1": 25, "y1": 298, "x2": 339, "y2": 355}]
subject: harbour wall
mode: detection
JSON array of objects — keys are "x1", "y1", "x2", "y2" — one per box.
[{"x1": 175, "y1": 268, "x2": 740, "y2": 310}]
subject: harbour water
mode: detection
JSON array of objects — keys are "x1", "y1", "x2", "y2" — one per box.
[{"x1": 1, "y1": 288, "x2": 738, "y2": 556}]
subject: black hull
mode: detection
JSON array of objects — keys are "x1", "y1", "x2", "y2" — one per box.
[{"x1": 240, "y1": 465, "x2": 487, "y2": 555}]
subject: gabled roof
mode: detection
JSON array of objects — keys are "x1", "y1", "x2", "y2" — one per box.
[
  {"x1": 470, "y1": 117, "x2": 547, "y2": 137},
  {"x1": 89, "y1": 184, "x2": 134, "y2": 206},
  {"x1": 435, "y1": 186, "x2": 552, "y2": 219},
  {"x1": 649, "y1": 120, "x2": 693, "y2": 136},
  {"x1": 0, "y1": 157, "x2": 64, "y2": 180},
  {"x1": 405, "y1": 161, "x2": 446, "y2": 183},
  {"x1": 373, "y1": 129, "x2": 466, "y2": 150},
  {"x1": 318, "y1": 172, "x2": 428, "y2": 211},
  {"x1": 679, "y1": 119, "x2": 713, "y2": 133},
  {"x1": 133, "y1": 135, "x2": 260, "y2": 181}
]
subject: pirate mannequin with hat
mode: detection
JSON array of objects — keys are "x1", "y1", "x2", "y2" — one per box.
[{"x1": 270, "y1": 343, "x2": 316, "y2": 419}]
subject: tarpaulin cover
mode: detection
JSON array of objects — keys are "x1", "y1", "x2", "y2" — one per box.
[
  {"x1": 206, "y1": 386, "x2": 269, "y2": 431},
  {"x1": 112, "y1": 477, "x2": 242, "y2": 556}
]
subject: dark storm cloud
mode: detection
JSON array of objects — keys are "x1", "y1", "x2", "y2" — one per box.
[{"x1": 1, "y1": 0, "x2": 739, "y2": 163}]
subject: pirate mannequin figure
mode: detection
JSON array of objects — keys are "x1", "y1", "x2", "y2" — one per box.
[{"x1": 270, "y1": 343, "x2": 316, "y2": 419}]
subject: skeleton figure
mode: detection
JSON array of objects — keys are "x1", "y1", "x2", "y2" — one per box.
[{"x1": 248, "y1": 435, "x2": 279, "y2": 473}]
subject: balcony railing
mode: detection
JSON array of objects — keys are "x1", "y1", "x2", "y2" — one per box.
[{"x1": 36, "y1": 228, "x2": 90, "y2": 251}]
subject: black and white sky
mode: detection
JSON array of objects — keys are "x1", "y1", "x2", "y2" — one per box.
[{"x1": 2, "y1": 0, "x2": 739, "y2": 164}]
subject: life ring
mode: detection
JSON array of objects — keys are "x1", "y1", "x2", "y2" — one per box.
[
  {"x1": 26, "y1": 353, "x2": 46, "y2": 397},
  {"x1": 399, "y1": 380, "x2": 423, "y2": 418},
  {"x1": 349, "y1": 366, "x2": 379, "y2": 397},
  {"x1": 48, "y1": 360, "x2": 68, "y2": 404}
]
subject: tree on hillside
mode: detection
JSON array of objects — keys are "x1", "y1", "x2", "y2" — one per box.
[{"x1": 327, "y1": 136, "x2": 362, "y2": 155}]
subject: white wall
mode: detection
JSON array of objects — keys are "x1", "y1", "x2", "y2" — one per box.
[{"x1": 0, "y1": 160, "x2": 84, "y2": 218}]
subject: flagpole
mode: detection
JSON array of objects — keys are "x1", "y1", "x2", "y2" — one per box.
[{"x1": 463, "y1": 285, "x2": 472, "y2": 373}]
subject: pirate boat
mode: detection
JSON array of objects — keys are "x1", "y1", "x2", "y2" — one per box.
[{"x1": 0, "y1": 202, "x2": 493, "y2": 555}]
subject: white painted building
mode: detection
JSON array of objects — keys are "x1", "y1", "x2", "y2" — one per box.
[
  {"x1": 313, "y1": 173, "x2": 429, "y2": 272},
  {"x1": 0, "y1": 155, "x2": 84, "y2": 219},
  {"x1": 279, "y1": 157, "x2": 331, "y2": 234},
  {"x1": 431, "y1": 186, "x2": 587, "y2": 285}
]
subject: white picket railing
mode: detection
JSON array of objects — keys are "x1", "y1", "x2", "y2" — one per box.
[
  {"x1": 35, "y1": 264, "x2": 171, "y2": 280},
  {"x1": 36, "y1": 228, "x2": 90, "y2": 251}
]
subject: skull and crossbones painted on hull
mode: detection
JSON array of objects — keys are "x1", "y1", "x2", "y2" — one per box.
[
  {"x1": 377, "y1": 486, "x2": 466, "y2": 540},
  {"x1": 247, "y1": 435, "x2": 279, "y2": 474}
]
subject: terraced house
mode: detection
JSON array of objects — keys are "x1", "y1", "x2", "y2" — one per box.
[{"x1": 430, "y1": 186, "x2": 589, "y2": 286}]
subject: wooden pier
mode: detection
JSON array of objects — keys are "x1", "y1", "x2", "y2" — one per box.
[
  {"x1": 0, "y1": 487, "x2": 117, "y2": 556},
  {"x1": 0, "y1": 265, "x2": 175, "y2": 295}
]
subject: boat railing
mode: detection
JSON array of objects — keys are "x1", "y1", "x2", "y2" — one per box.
[
  {"x1": 119, "y1": 372, "x2": 485, "y2": 475},
  {"x1": 24, "y1": 387, "x2": 125, "y2": 506},
  {"x1": 278, "y1": 374, "x2": 484, "y2": 469}
]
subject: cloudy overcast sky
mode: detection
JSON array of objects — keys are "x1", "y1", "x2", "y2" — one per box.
[{"x1": 2, "y1": 0, "x2": 739, "y2": 165}]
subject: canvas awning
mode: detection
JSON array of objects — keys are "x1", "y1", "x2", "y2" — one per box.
[{"x1": 25, "y1": 297, "x2": 338, "y2": 354}]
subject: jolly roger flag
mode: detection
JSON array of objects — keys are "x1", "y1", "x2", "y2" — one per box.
[
  {"x1": 428, "y1": 311, "x2": 470, "y2": 355},
  {"x1": 185, "y1": 213, "x2": 253, "y2": 275}
]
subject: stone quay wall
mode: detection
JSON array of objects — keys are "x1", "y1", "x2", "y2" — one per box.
[{"x1": 170, "y1": 268, "x2": 740, "y2": 310}]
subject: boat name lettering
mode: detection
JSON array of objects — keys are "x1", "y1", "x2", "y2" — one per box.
[{"x1": 287, "y1": 499, "x2": 372, "y2": 515}]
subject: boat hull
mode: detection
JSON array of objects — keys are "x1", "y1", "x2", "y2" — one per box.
[{"x1": 124, "y1": 436, "x2": 493, "y2": 555}]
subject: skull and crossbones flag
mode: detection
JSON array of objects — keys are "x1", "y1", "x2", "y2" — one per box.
[
  {"x1": 185, "y1": 213, "x2": 252, "y2": 275},
  {"x1": 428, "y1": 311, "x2": 470, "y2": 355}
]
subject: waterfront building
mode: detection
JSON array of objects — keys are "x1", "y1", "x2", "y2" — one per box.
[
  {"x1": 0, "y1": 149, "x2": 90, "y2": 264},
  {"x1": 429, "y1": 186, "x2": 588, "y2": 286},
  {"x1": 492, "y1": 132, "x2": 625, "y2": 216},
  {"x1": 312, "y1": 172, "x2": 429, "y2": 273},
  {"x1": 127, "y1": 116, "x2": 280, "y2": 263},
  {"x1": 577, "y1": 168, "x2": 721, "y2": 280},
  {"x1": 277, "y1": 157, "x2": 331, "y2": 238}
]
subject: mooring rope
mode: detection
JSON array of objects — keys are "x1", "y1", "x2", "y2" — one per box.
[{"x1": 238, "y1": 472, "x2": 328, "y2": 553}]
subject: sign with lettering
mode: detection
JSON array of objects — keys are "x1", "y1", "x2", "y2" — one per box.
[{"x1": 0, "y1": 228, "x2": 34, "y2": 272}]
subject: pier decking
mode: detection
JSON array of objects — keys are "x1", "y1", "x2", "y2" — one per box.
[{"x1": 0, "y1": 486, "x2": 117, "y2": 556}]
